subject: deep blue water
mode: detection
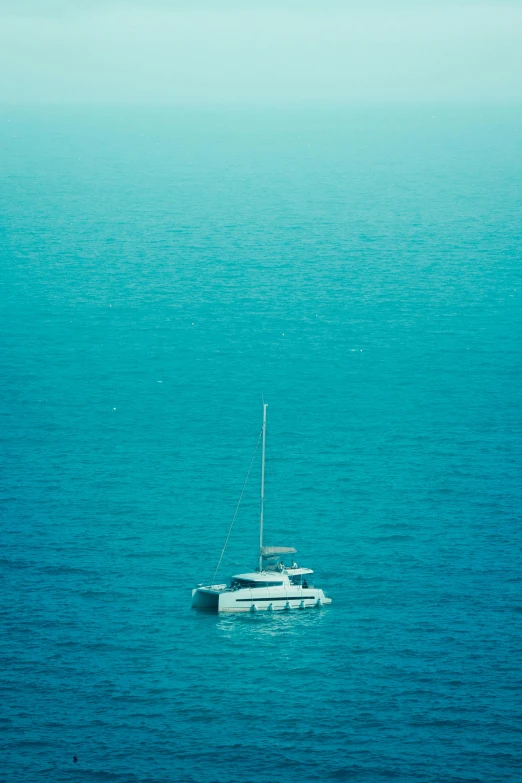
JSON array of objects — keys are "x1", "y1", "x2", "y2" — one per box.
[{"x1": 1, "y1": 106, "x2": 522, "y2": 783}]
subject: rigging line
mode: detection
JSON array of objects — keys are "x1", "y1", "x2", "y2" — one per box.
[{"x1": 211, "y1": 428, "x2": 263, "y2": 584}]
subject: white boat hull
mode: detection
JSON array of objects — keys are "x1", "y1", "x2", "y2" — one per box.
[{"x1": 192, "y1": 585, "x2": 332, "y2": 613}]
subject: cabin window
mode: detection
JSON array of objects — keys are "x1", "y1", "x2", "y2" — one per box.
[
  {"x1": 256, "y1": 581, "x2": 283, "y2": 588},
  {"x1": 230, "y1": 579, "x2": 283, "y2": 590},
  {"x1": 290, "y1": 574, "x2": 313, "y2": 588}
]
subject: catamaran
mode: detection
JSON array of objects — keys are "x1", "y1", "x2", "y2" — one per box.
[{"x1": 191, "y1": 404, "x2": 332, "y2": 613}]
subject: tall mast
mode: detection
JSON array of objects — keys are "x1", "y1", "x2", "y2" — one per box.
[{"x1": 259, "y1": 403, "x2": 267, "y2": 572}]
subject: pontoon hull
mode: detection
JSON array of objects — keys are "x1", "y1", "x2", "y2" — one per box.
[{"x1": 192, "y1": 586, "x2": 332, "y2": 613}]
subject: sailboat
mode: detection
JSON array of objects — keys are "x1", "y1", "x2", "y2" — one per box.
[{"x1": 191, "y1": 404, "x2": 332, "y2": 613}]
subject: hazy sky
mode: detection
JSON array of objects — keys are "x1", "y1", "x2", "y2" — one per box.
[{"x1": 0, "y1": 1, "x2": 521, "y2": 103}]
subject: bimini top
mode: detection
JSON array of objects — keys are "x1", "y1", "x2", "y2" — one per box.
[{"x1": 260, "y1": 546, "x2": 296, "y2": 558}]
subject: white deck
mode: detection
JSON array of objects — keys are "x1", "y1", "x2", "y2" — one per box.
[{"x1": 233, "y1": 568, "x2": 313, "y2": 581}]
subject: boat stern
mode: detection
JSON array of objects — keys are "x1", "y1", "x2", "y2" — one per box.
[{"x1": 191, "y1": 585, "x2": 226, "y2": 611}]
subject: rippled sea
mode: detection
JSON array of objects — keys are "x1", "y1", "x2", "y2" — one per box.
[{"x1": 1, "y1": 106, "x2": 522, "y2": 782}]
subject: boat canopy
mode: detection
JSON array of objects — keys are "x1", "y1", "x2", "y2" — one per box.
[{"x1": 260, "y1": 546, "x2": 296, "y2": 558}]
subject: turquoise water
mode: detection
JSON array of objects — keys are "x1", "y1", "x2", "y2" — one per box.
[{"x1": 1, "y1": 106, "x2": 521, "y2": 782}]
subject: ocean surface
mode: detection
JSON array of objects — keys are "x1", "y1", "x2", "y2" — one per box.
[{"x1": 1, "y1": 105, "x2": 521, "y2": 783}]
